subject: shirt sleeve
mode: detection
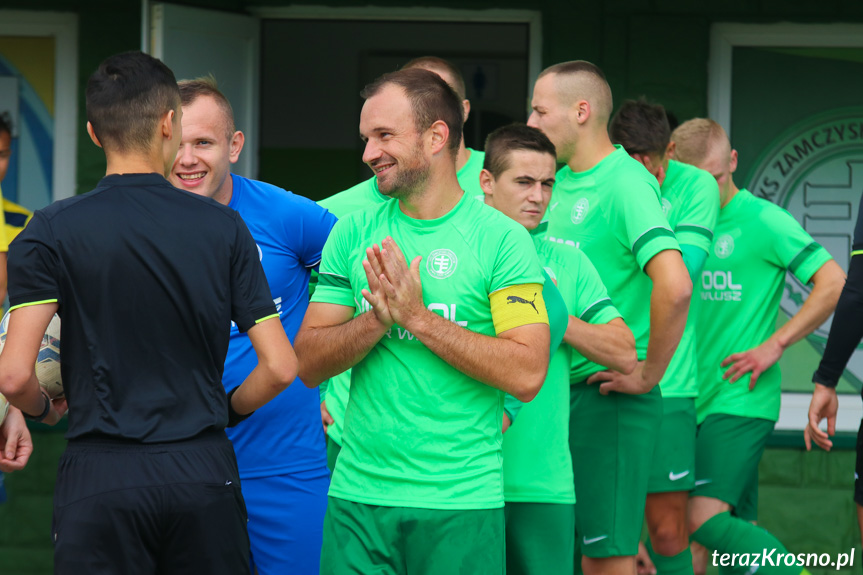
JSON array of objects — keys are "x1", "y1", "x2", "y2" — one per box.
[
  {"x1": 765, "y1": 206, "x2": 832, "y2": 284},
  {"x1": 292, "y1": 197, "x2": 338, "y2": 270},
  {"x1": 311, "y1": 218, "x2": 356, "y2": 309},
  {"x1": 571, "y1": 249, "x2": 622, "y2": 326},
  {"x1": 489, "y1": 224, "x2": 545, "y2": 293},
  {"x1": 674, "y1": 170, "x2": 719, "y2": 253},
  {"x1": 7, "y1": 210, "x2": 61, "y2": 309},
  {"x1": 230, "y1": 214, "x2": 278, "y2": 332},
  {"x1": 608, "y1": 179, "x2": 680, "y2": 271}
]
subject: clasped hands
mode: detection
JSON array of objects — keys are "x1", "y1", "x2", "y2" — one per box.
[{"x1": 361, "y1": 237, "x2": 425, "y2": 331}]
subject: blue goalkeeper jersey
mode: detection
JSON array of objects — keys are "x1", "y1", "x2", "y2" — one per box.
[{"x1": 223, "y1": 174, "x2": 337, "y2": 477}]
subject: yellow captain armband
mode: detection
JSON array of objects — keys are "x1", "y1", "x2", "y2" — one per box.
[{"x1": 489, "y1": 283, "x2": 548, "y2": 335}]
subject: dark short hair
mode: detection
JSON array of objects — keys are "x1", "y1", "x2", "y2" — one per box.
[
  {"x1": 609, "y1": 98, "x2": 671, "y2": 157},
  {"x1": 0, "y1": 112, "x2": 11, "y2": 137},
  {"x1": 86, "y1": 51, "x2": 180, "y2": 153},
  {"x1": 361, "y1": 68, "x2": 463, "y2": 157},
  {"x1": 402, "y1": 56, "x2": 466, "y2": 100},
  {"x1": 483, "y1": 123, "x2": 556, "y2": 177},
  {"x1": 178, "y1": 75, "x2": 236, "y2": 139}
]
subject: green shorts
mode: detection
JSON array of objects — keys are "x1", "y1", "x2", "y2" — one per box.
[
  {"x1": 505, "y1": 502, "x2": 574, "y2": 575},
  {"x1": 569, "y1": 383, "x2": 663, "y2": 558},
  {"x1": 693, "y1": 413, "x2": 773, "y2": 515},
  {"x1": 647, "y1": 397, "x2": 697, "y2": 493},
  {"x1": 321, "y1": 497, "x2": 505, "y2": 575},
  {"x1": 326, "y1": 435, "x2": 341, "y2": 475}
]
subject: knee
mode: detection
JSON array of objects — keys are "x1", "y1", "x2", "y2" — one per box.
[{"x1": 650, "y1": 525, "x2": 688, "y2": 557}]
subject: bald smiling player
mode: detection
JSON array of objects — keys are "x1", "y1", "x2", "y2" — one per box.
[{"x1": 528, "y1": 61, "x2": 691, "y2": 575}]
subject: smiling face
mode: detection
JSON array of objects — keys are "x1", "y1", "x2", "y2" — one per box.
[
  {"x1": 527, "y1": 74, "x2": 577, "y2": 163},
  {"x1": 482, "y1": 149, "x2": 556, "y2": 230},
  {"x1": 171, "y1": 95, "x2": 242, "y2": 205},
  {"x1": 360, "y1": 83, "x2": 430, "y2": 198}
]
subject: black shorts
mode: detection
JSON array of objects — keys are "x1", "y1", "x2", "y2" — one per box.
[
  {"x1": 53, "y1": 430, "x2": 251, "y2": 575},
  {"x1": 855, "y1": 419, "x2": 863, "y2": 506}
]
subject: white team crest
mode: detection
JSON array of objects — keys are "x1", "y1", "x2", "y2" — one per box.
[
  {"x1": 661, "y1": 198, "x2": 672, "y2": 217},
  {"x1": 714, "y1": 234, "x2": 734, "y2": 259},
  {"x1": 427, "y1": 249, "x2": 458, "y2": 279},
  {"x1": 571, "y1": 198, "x2": 590, "y2": 224}
]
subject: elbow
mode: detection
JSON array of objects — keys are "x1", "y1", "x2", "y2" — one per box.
[
  {"x1": 0, "y1": 365, "x2": 34, "y2": 400},
  {"x1": 267, "y1": 352, "x2": 298, "y2": 393},
  {"x1": 298, "y1": 361, "x2": 322, "y2": 389},
  {"x1": 512, "y1": 359, "x2": 548, "y2": 403},
  {"x1": 674, "y1": 278, "x2": 693, "y2": 310},
  {"x1": 618, "y1": 351, "x2": 638, "y2": 376}
]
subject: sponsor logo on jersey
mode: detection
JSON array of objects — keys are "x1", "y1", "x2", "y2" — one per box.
[
  {"x1": 714, "y1": 234, "x2": 734, "y2": 259},
  {"x1": 701, "y1": 270, "x2": 742, "y2": 302},
  {"x1": 571, "y1": 198, "x2": 590, "y2": 225},
  {"x1": 748, "y1": 107, "x2": 863, "y2": 385},
  {"x1": 427, "y1": 248, "x2": 458, "y2": 279},
  {"x1": 506, "y1": 293, "x2": 539, "y2": 313},
  {"x1": 661, "y1": 198, "x2": 672, "y2": 217},
  {"x1": 583, "y1": 535, "x2": 608, "y2": 545}
]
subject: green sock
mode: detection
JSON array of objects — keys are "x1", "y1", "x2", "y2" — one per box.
[
  {"x1": 691, "y1": 512, "x2": 800, "y2": 575},
  {"x1": 646, "y1": 538, "x2": 694, "y2": 575}
]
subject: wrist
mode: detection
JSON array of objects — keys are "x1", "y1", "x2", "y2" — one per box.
[
  {"x1": 21, "y1": 390, "x2": 51, "y2": 423},
  {"x1": 364, "y1": 309, "x2": 393, "y2": 332},
  {"x1": 403, "y1": 306, "x2": 433, "y2": 336}
]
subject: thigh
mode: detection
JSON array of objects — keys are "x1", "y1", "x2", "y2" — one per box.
[
  {"x1": 244, "y1": 470, "x2": 330, "y2": 575},
  {"x1": 647, "y1": 398, "x2": 697, "y2": 494},
  {"x1": 320, "y1": 498, "x2": 401, "y2": 575},
  {"x1": 403, "y1": 507, "x2": 505, "y2": 575},
  {"x1": 570, "y1": 384, "x2": 662, "y2": 558},
  {"x1": 505, "y1": 502, "x2": 574, "y2": 575},
  {"x1": 693, "y1": 415, "x2": 773, "y2": 509},
  {"x1": 158, "y1": 481, "x2": 252, "y2": 575},
  {"x1": 53, "y1": 480, "x2": 160, "y2": 575}
]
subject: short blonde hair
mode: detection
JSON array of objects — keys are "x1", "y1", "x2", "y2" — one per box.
[
  {"x1": 177, "y1": 74, "x2": 235, "y2": 139},
  {"x1": 670, "y1": 118, "x2": 728, "y2": 165}
]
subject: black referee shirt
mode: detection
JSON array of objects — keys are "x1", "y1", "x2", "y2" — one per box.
[{"x1": 7, "y1": 173, "x2": 277, "y2": 442}]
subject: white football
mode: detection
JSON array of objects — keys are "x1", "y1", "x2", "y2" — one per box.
[
  {"x1": 0, "y1": 393, "x2": 8, "y2": 426},
  {"x1": 0, "y1": 310, "x2": 63, "y2": 399}
]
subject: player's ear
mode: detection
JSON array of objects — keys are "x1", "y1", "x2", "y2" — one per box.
[
  {"x1": 86, "y1": 122, "x2": 103, "y2": 148},
  {"x1": 428, "y1": 120, "x2": 449, "y2": 155},
  {"x1": 462, "y1": 99, "x2": 471, "y2": 124},
  {"x1": 160, "y1": 109, "x2": 175, "y2": 140},
  {"x1": 665, "y1": 141, "x2": 676, "y2": 160},
  {"x1": 229, "y1": 130, "x2": 245, "y2": 164},
  {"x1": 729, "y1": 148, "x2": 738, "y2": 174},
  {"x1": 574, "y1": 100, "x2": 590, "y2": 125},
  {"x1": 479, "y1": 168, "x2": 495, "y2": 198}
]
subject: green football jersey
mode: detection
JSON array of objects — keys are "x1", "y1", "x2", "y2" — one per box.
[
  {"x1": 313, "y1": 192, "x2": 545, "y2": 509},
  {"x1": 318, "y1": 149, "x2": 486, "y2": 446},
  {"x1": 658, "y1": 160, "x2": 720, "y2": 397},
  {"x1": 503, "y1": 228, "x2": 621, "y2": 504},
  {"x1": 695, "y1": 189, "x2": 832, "y2": 423},
  {"x1": 545, "y1": 145, "x2": 680, "y2": 362}
]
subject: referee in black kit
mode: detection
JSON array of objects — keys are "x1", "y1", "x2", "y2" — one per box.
[{"x1": 0, "y1": 51, "x2": 297, "y2": 575}]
